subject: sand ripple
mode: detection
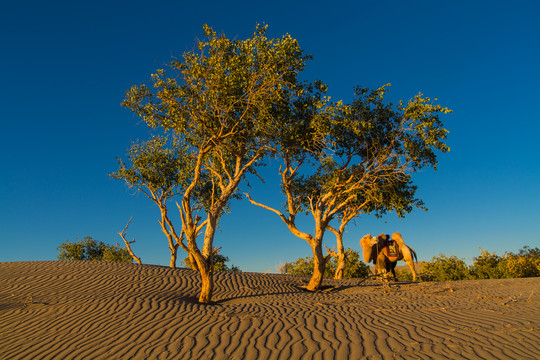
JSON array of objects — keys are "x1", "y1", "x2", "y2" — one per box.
[{"x1": 1, "y1": 261, "x2": 538, "y2": 359}]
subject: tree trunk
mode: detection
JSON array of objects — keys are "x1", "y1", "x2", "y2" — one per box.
[
  {"x1": 198, "y1": 263, "x2": 214, "y2": 304},
  {"x1": 188, "y1": 253, "x2": 198, "y2": 270},
  {"x1": 307, "y1": 241, "x2": 327, "y2": 291},
  {"x1": 334, "y1": 232, "x2": 345, "y2": 279},
  {"x1": 169, "y1": 244, "x2": 178, "y2": 268}
]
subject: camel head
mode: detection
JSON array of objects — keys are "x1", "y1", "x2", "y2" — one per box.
[
  {"x1": 360, "y1": 234, "x2": 378, "y2": 248},
  {"x1": 360, "y1": 234, "x2": 378, "y2": 263}
]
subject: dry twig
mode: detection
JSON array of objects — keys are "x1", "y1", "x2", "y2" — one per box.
[{"x1": 118, "y1": 216, "x2": 142, "y2": 265}]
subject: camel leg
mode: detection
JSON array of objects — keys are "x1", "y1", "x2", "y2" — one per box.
[
  {"x1": 384, "y1": 259, "x2": 397, "y2": 281},
  {"x1": 376, "y1": 252, "x2": 391, "y2": 282},
  {"x1": 402, "y1": 252, "x2": 417, "y2": 281},
  {"x1": 388, "y1": 261, "x2": 398, "y2": 281}
]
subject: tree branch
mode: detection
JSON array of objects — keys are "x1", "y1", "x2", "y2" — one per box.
[{"x1": 117, "y1": 216, "x2": 142, "y2": 265}]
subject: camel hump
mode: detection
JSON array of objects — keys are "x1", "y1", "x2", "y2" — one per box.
[
  {"x1": 377, "y1": 233, "x2": 390, "y2": 242},
  {"x1": 391, "y1": 232, "x2": 406, "y2": 247}
]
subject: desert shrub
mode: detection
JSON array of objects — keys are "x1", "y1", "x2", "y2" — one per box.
[
  {"x1": 421, "y1": 254, "x2": 471, "y2": 281},
  {"x1": 394, "y1": 268, "x2": 414, "y2": 281},
  {"x1": 280, "y1": 248, "x2": 370, "y2": 278},
  {"x1": 280, "y1": 255, "x2": 329, "y2": 277},
  {"x1": 280, "y1": 256, "x2": 315, "y2": 276},
  {"x1": 469, "y1": 246, "x2": 540, "y2": 279},
  {"x1": 471, "y1": 248, "x2": 508, "y2": 279},
  {"x1": 57, "y1": 236, "x2": 132, "y2": 262},
  {"x1": 182, "y1": 251, "x2": 241, "y2": 272},
  {"x1": 332, "y1": 248, "x2": 370, "y2": 278},
  {"x1": 102, "y1": 246, "x2": 133, "y2": 263},
  {"x1": 504, "y1": 246, "x2": 540, "y2": 278}
]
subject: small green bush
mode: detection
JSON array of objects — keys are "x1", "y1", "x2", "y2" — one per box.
[
  {"x1": 420, "y1": 246, "x2": 539, "y2": 282},
  {"x1": 182, "y1": 252, "x2": 241, "y2": 272},
  {"x1": 504, "y1": 246, "x2": 540, "y2": 278},
  {"x1": 280, "y1": 248, "x2": 370, "y2": 279},
  {"x1": 394, "y1": 267, "x2": 414, "y2": 281},
  {"x1": 471, "y1": 248, "x2": 508, "y2": 279},
  {"x1": 57, "y1": 236, "x2": 132, "y2": 263},
  {"x1": 469, "y1": 246, "x2": 540, "y2": 280},
  {"x1": 280, "y1": 256, "x2": 315, "y2": 276},
  {"x1": 421, "y1": 254, "x2": 471, "y2": 281}
]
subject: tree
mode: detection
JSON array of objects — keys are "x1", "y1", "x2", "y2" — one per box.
[
  {"x1": 248, "y1": 84, "x2": 450, "y2": 290},
  {"x1": 57, "y1": 236, "x2": 132, "y2": 263},
  {"x1": 111, "y1": 135, "x2": 194, "y2": 268},
  {"x1": 116, "y1": 25, "x2": 310, "y2": 303},
  {"x1": 326, "y1": 180, "x2": 417, "y2": 279}
]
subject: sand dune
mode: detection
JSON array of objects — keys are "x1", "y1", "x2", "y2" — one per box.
[{"x1": 1, "y1": 261, "x2": 538, "y2": 359}]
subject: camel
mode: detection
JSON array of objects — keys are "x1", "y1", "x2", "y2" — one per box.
[{"x1": 360, "y1": 232, "x2": 418, "y2": 281}]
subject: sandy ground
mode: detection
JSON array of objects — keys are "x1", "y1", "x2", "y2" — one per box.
[{"x1": 1, "y1": 261, "x2": 538, "y2": 360}]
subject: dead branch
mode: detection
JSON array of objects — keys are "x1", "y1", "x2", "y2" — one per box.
[
  {"x1": 324, "y1": 244, "x2": 337, "y2": 257},
  {"x1": 118, "y1": 216, "x2": 142, "y2": 265},
  {"x1": 527, "y1": 289, "x2": 535, "y2": 302}
]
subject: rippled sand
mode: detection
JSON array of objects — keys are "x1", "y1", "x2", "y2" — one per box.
[{"x1": 1, "y1": 261, "x2": 538, "y2": 359}]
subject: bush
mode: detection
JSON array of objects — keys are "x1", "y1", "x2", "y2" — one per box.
[
  {"x1": 280, "y1": 248, "x2": 370, "y2": 279},
  {"x1": 421, "y1": 254, "x2": 471, "y2": 281},
  {"x1": 504, "y1": 246, "x2": 540, "y2": 278},
  {"x1": 468, "y1": 246, "x2": 540, "y2": 280},
  {"x1": 471, "y1": 248, "x2": 508, "y2": 279},
  {"x1": 333, "y1": 248, "x2": 370, "y2": 278},
  {"x1": 280, "y1": 256, "x2": 316, "y2": 276},
  {"x1": 417, "y1": 246, "x2": 540, "y2": 282},
  {"x1": 182, "y1": 250, "x2": 241, "y2": 272},
  {"x1": 57, "y1": 236, "x2": 132, "y2": 263},
  {"x1": 394, "y1": 267, "x2": 414, "y2": 281}
]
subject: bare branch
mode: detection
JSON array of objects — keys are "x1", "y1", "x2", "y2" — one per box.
[{"x1": 117, "y1": 216, "x2": 142, "y2": 265}]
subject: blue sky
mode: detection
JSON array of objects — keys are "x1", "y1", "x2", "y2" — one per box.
[{"x1": 1, "y1": 0, "x2": 539, "y2": 272}]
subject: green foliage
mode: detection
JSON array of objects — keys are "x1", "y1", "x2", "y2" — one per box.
[
  {"x1": 504, "y1": 246, "x2": 540, "y2": 278},
  {"x1": 469, "y1": 246, "x2": 540, "y2": 280},
  {"x1": 470, "y1": 248, "x2": 508, "y2": 279},
  {"x1": 111, "y1": 136, "x2": 190, "y2": 195},
  {"x1": 421, "y1": 254, "x2": 471, "y2": 281},
  {"x1": 420, "y1": 246, "x2": 540, "y2": 282},
  {"x1": 292, "y1": 83, "x2": 452, "y2": 218},
  {"x1": 114, "y1": 24, "x2": 452, "y2": 299},
  {"x1": 122, "y1": 23, "x2": 311, "y2": 168},
  {"x1": 337, "y1": 248, "x2": 371, "y2": 278},
  {"x1": 57, "y1": 237, "x2": 132, "y2": 263},
  {"x1": 394, "y1": 268, "x2": 415, "y2": 281},
  {"x1": 110, "y1": 135, "x2": 215, "y2": 213},
  {"x1": 280, "y1": 256, "x2": 314, "y2": 276},
  {"x1": 182, "y1": 252, "x2": 241, "y2": 272},
  {"x1": 280, "y1": 248, "x2": 370, "y2": 278}
]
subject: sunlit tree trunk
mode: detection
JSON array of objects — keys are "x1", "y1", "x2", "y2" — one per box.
[
  {"x1": 169, "y1": 244, "x2": 179, "y2": 268},
  {"x1": 334, "y1": 232, "x2": 346, "y2": 279},
  {"x1": 197, "y1": 261, "x2": 214, "y2": 304},
  {"x1": 307, "y1": 240, "x2": 328, "y2": 291}
]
